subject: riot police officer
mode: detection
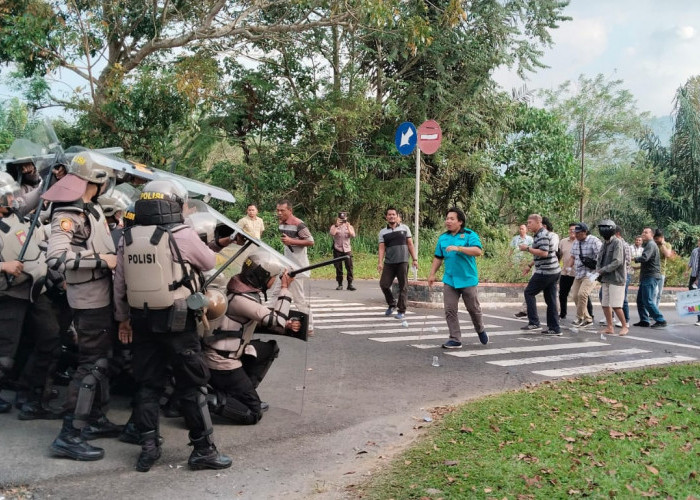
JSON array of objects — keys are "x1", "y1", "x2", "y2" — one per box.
[
  {"x1": 43, "y1": 152, "x2": 122, "y2": 461},
  {"x1": 0, "y1": 172, "x2": 60, "y2": 417},
  {"x1": 113, "y1": 179, "x2": 231, "y2": 472},
  {"x1": 202, "y1": 250, "x2": 301, "y2": 425}
]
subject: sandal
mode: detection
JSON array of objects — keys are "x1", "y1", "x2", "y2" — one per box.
[
  {"x1": 598, "y1": 329, "x2": 614, "y2": 335},
  {"x1": 618, "y1": 327, "x2": 629, "y2": 336}
]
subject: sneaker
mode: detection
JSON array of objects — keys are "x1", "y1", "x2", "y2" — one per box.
[
  {"x1": 513, "y1": 312, "x2": 528, "y2": 318},
  {"x1": 395, "y1": 312, "x2": 406, "y2": 320},
  {"x1": 346, "y1": 285, "x2": 356, "y2": 291},
  {"x1": 695, "y1": 322, "x2": 700, "y2": 326},
  {"x1": 441, "y1": 340, "x2": 462, "y2": 349},
  {"x1": 598, "y1": 318, "x2": 607, "y2": 324},
  {"x1": 581, "y1": 319, "x2": 594, "y2": 328},
  {"x1": 650, "y1": 321, "x2": 667, "y2": 329},
  {"x1": 633, "y1": 321, "x2": 650, "y2": 327},
  {"x1": 385, "y1": 306, "x2": 396, "y2": 316},
  {"x1": 335, "y1": 285, "x2": 343, "y2": 290},
  {"x1": 543, "y1": 329, "x2": 563, "y2": 336},
  {"x1": 520, "y1": 324, "x2": 542, "y2": 331},
  {"x1": 614, "y1": 319, "x2": 623, "y2": 327},
  {"x1": 571, "y1": 319, "x2": 584, "y2": 327},
  {"x1": 477, "y1": 331, "x2": 488, "y2": 345}
]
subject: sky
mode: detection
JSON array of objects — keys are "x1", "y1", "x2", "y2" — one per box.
[{"x1": 493, "y1": 0, "x2": 700, "y2": 117}]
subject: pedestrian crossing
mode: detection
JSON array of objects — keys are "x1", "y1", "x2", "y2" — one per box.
[{"x1": 308, "y1": 297, "x2": 697, "y2": 378}]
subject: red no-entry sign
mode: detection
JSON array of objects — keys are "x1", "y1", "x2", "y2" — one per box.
[{"x1": 417, "y1": 120, "x2": 442, "y2": 154}]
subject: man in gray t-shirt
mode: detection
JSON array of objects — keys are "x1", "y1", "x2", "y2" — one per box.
[{"x1": 378, "y1": 207, "x2": 418, "y2": 320}]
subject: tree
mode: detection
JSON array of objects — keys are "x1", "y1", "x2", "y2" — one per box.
[
  {"x1": 490, "y1": 104, "x2": 578, "y2": 224},
  {"x1": 540, "y1": 74, "x2": 647, "y2": 220}
]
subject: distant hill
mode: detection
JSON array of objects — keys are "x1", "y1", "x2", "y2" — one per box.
[{"x1": 645, "y1": 115, "x2": 673, "y2": 147}]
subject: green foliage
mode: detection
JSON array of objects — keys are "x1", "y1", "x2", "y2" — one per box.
[{"x1": 490, "y1": 104, "x2": 578, "y2": 224}]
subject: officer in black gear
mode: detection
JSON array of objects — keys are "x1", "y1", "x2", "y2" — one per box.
[
  {"x1": 0, "y1": 172, "x2": 60, "y2": 417},
  {"x1": 114, "y1": 179, "x2": 231, "y2": 473}
]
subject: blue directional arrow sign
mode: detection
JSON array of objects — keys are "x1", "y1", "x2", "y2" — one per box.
[{"x1": 395, "y1": 122, "x2": 417, "y2": 156}]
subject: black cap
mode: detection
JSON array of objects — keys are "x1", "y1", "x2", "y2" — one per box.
[{"x1": 574, "y1": 222, "x2": 589, "y2": 233}]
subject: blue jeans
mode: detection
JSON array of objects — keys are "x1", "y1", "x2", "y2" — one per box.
[
  {"x1": 654, "y1": 275, "x2": 666, "y2": 306},
  {"x1": 637, "y1": 276, "x2": 665, "y2": 323},
  {"x1": 524, "y1": 272, "x2": 561, "y2": 332}
]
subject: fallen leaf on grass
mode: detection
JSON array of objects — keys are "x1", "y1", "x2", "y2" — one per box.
[
  {"x1": 405, "y1": 460, "x2": 412, "y2": 465},
  {"x1": 563, "y1": 436, "x2": 576, "y2": 442},
  {"x1": 460, "y1": 426, "x2": 473, "y2": 433},
  {"x1": 443, "y1": 460, "x2": 459, "y2": 466},
  {"x1": 609, "y1": 430, "x2": 626, "y2": 439},
  {"x1": 645, "y1": 465, "x2": 659, "y2": 475},
  {"x1": 490, "y1": 424, "x2": 500, "y2": 433}
]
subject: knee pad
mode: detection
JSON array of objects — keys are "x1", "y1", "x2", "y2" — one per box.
[{"x1": 219, "y1": 396, "x2": 261, "y2": 425}]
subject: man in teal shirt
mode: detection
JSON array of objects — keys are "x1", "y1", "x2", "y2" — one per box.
[{"x1": 428, "y1": 207, "x2": 487, "y2": 349}]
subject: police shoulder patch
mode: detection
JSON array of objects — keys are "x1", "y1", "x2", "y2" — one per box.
[{"x1": 59, "y1": 218, "x2": 74, "y2": 232}]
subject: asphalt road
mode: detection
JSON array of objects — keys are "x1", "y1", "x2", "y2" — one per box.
[{"x1": 1, "y1": 279, "x2": 699, "y2": 499}]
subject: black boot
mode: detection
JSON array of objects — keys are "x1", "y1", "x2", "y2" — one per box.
[
  {"x1": 81, "y1": 414, "x2": 124, "y2": 440},
  {"x1": 188, "y1": 433, "x2": 232, "y2": 470},
  {"x1": 51, "y1": 416, "x2": 105, "y2": 461},
  {"x1": 119, "y1": 420, "x2": 164, "y2": 446},
  {"x1": 18, "y1": 388, "x2": 62, "y2": 420},
  {"x1": 0, "y1": 395, "x2": 11, "y2": 413},
  {"x1": 346, "y1": 282, "x2": 356, "y2": 291},
  {"x1": 13, "y1": 390, "x2": 29, "y2": 410},
  {"x1": 135, "y1": 430, "x2": 162, "y2": 472}
]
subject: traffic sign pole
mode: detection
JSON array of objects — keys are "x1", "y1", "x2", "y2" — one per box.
[{"x1": 413, "y1": 147, "x2": 420, "y2": 281}]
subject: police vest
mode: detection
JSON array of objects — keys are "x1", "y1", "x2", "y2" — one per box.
[
  {"x1": 58, "y1": 205, "x2": 115, "y2": 285},
  {"x1": 123, "y1": 224, "x2": 200, "y2": 310},
  {"x1": 0, "y1": 213, "x2": 47, "y2": 296},
  {"x1": 202, "y1": 291, "x2": 260, "y2": 361}
]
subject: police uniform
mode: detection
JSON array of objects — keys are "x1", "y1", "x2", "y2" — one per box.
[
  {"x1": 203, "y1": 273, "x2": 290, "y2": 424},
  {"x1": 113, "y1": 179, "x2": 231, "y2": 472},
  {"x1": 42, "y1": 158, "x2": 121, "y2": 462},
  {"x1": 0, "y1": 175, "x2": 60, "y2": 417}
]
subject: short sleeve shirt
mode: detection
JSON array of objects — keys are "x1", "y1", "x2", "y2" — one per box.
[
  {"x1": 434, "y1": 229, "x2": 482, "y2": 288},
  {"x1": 378, "y1": 223, "x2": 412, "y2": 264},
  {"x1": 237, "y1": 216, "x2": 265, "y2": 239}
]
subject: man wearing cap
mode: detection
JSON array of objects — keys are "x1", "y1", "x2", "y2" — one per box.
[
  {"x1": 567, "y1": 223, "x2": 602, "y2": 328},
  {"x1": 42, "y1": 152, "x2": 122, "y2": 461}
]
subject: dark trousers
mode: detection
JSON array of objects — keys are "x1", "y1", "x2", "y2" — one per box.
[
  {"x1": 524, "y1": 272, "x2": 561, "y2": 332},
  {"x1": 0, "y1": 294, "x2": 60, "y2": 390},
  {"x1": 131, "y1": 314, "x2": 210, "y2": 438},
  {"x1": 623, "y1": 273, "x2": 631, "y2": 322},
  {"x1": 64, "y1": 305, "x2": 116, "y2": 413},
  {"x1": 379, "y1": 262, "x2": 409, "y2": 313},
  {"x1": 333, "y1": 248, "x2": 354, "y2": 285},
  {"x1": 558, "y1": 275, "x2": 574, "y2": 318}
]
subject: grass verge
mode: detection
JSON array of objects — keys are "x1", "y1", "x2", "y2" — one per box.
[{"x1": 358, "y1": 363, "x2": 700, "y2": 499}]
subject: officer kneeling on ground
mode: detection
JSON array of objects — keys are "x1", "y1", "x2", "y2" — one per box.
[
  {"x1": 202, "y1": 251, "x2": 301, "y2": 425},
  {"x1": 113, "y1": 179, "x2": 231, "y2": 472}
]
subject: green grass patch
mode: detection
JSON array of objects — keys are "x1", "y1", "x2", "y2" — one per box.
[{"x1": 360, "y1": 364, "x2": 700, "y2": 499}]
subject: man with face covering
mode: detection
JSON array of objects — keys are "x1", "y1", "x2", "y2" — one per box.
[
  {"x1": 42, "y1": 152, "x2": 122, "y2": 461},
  {"x1": 595, "y1": 220, "x2": 629, "y2": 336}
]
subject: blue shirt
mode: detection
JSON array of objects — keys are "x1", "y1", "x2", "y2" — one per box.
[{"x1": 434, "y1": 228, "x2": 482, "y2": 288}]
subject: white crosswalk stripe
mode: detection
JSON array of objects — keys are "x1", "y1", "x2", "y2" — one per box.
[
  {"x1": 303, "y1": 297, "x2": 697, "y2": 379},
  {"x1": 532, "y1": 355, "x2": 696, "y2": 377},
  {"x1": 487, "y1": 348, "x2": 651, "y2": 366}
]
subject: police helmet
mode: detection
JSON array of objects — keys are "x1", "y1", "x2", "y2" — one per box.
[
  {"x1": 134, "y1": 179, "x2": 188, "y2": 226},
  {"x1": 597, "y1": 219, "x2": 616, "y2": 240},
  {"x1": 140, "y1": 179, "x2": 188, "y2": 206},
  {"x1": 98, "y1": 187, "x2": 134, "y2": 218},
  {"x1": 68, "y1": 151, "x2": 113, "y2": 187},
  {"x1": 187, "y1": 211, "x2": 217, "y2": 244},
  {"x1": 123, "y1": 202, "x2": 136, "y2": 228},
  {"x1": 0, "y1": 172, "x2": 21, "y2": 208},
  {"x1": 240, "y1": 251, "x2": 285, "y2": 291},
  {"x1": 204, "y1": 289, "x2": 228, "y2": 322}
]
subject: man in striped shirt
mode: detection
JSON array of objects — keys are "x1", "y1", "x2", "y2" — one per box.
[{"x1": 517, "y1": 214, "x2": 562, "y2": 335}]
